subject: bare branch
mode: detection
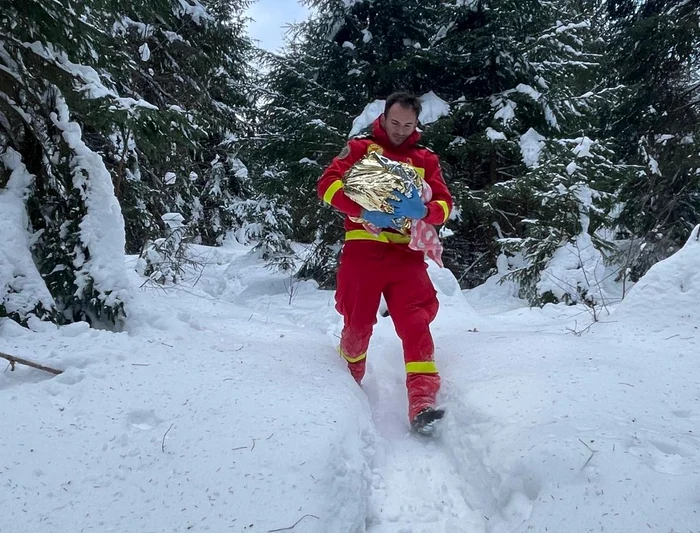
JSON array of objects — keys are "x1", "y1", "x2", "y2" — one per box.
[
  {"x1": 0, "y1": 351, "x2": 63, "y2": 375},
  {"x1": 268, "y1": 514, "x2": 320, "y2": 532}
]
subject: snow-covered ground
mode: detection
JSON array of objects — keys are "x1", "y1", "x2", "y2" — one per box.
[{"x1": 2, "y1": 234, "x2": 700, "y2": 533}]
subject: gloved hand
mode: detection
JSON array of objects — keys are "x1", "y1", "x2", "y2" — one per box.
[
  {"x1": 387, "y1": 185, "x2": 427, "y2": 220},
  {"x1": 361, "y1": 208, "x2": 401, "y2": 230}
]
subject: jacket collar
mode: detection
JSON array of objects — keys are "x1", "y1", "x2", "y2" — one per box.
[{"x1": 371, "y1": 116, "x2": 421, "y2": 152}]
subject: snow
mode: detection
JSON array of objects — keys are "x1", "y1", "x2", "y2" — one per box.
[
  {"x1": 139, "y1": 43, "x2": 151, "y2": 62},
  {"x1": 3, "y1": 229, "x2": 700, "y2": 532},
  {"x1": 25, "y1": 41, "x2": 117, "y2": 100},
  {"x1": 543, "y1": 102, "x2": 558, "y2": 128},
  {"x1": 51, "y1": 95, "x2": 131, "y2": 312},
  {"x1": 25, "y1": 40, "x2": 158, "y2": 112},
  {"x1": 610, "y1": 224, "x2": 700, "y2": 335},
  {"x1": 535, "y1": 184, "x2": 610, "y2": 306},
  {"x1": 486, "y1": 127, "x2": 507, "y2": 142},
  {"x1": 536, "y1": 228, "x2": 607, "y2": 304},
  {"x1": 349, "y1": 99, "x2": 386, "y2": 137},
  {"x1": 648, "y1": 155, "x2": 661, "y2": 175},
  {"x1": 493, "y1": 98, "x2": 516, "y2": 125},
  {"x1": 572, "y1": 136, "x2": 595, "y2": 158},
  {"x1": 176, "y1": 0, "x2": 213, "y2": 26},
  {"x1": 515, "y1": 83, "x2": 541, "y2": 101},
  {"x1": 0, "y1": 148, "x2": 56, "y2": 318},
  {"x1": 419, "y1": 91, "x2": 451, "y2": 124},
  {"x1": 113, "y1": 17, "x2": 156, "y2": 38},
  {"x1": 519, "y1": 128, "x2": 545, "y2": 168},
  {"x1": 348, "y1": 92, "x2": 451, "y2": 137}
]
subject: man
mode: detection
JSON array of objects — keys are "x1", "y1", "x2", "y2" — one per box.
[{"x1": 317, "y1": 92, "x2": 453, "y2": 434}]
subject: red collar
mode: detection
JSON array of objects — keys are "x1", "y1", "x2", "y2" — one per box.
[{"x1": 371, "y1": 117, "x2": 421, "y2": 153}]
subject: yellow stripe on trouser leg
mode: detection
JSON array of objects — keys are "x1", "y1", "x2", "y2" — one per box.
[
  {"x1": 405, "y1": 361, "x2": 438, "y2": 374},
  {"x1": 339, "y1": 347, "x2": 367, "y2": 363}
]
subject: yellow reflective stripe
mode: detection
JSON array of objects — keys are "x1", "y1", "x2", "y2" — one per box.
[
  {"x1": 323, "y1": 180, "x2": 344, "y2": 204},
  {"x1": 414, "y1": 167, "x2": 425, "y2": 178},
  {"x1": 436, "y1": 200, "x2": 450, "y2": 223},
  {"x1": 345, "y1": 230, "x2": 411, "y2": 244},
  {"x1": 406, "y1": 361, "x2": 439, "y2": 374},
  {"x1": 339, "y1": 347, "x2": 366, "y2": 363}
]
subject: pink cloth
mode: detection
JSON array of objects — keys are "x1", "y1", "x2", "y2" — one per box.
[
  {"x1": 409, "y1": 182, "x2": 444, "y2": 267},
  {"x1": 363, "y1": 182, "x2": 444, "y2": 267}
]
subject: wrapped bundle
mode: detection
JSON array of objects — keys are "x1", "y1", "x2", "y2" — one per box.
[{"x1": 342, "y1": 151, "x2": 423, "y2": 234}]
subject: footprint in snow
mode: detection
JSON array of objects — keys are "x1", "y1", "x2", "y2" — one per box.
[{"x1": 127, "y1": 409, "x2": 164, "y2": 431}]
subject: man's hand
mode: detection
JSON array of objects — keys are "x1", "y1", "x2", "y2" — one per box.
[
  {"x1": 361, "y1": 209, "x2": 402, "y2": 230},
  {"x1": 387, "y1": 186, "x2": 427, "y2": 220}
]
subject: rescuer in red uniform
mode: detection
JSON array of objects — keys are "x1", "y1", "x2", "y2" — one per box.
[{"x1": 317, "y1": 92, "x2": 453, "y2": 432}]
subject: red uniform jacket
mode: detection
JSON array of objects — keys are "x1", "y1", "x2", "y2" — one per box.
[{"x1": 317, "y1": 117, "x2": 453, "y2": 244}]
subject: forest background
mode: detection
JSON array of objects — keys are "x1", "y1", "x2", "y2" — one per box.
[{"x1": 1, "y1": 0, "x2": 699, "y2": 328}]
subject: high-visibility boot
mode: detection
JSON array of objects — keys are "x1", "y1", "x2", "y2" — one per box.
[
  {"x1": 347, "y1": 358, "x2": 366, "y2": 384},
  {"x1": 407, "y1": 372, "x2": 441, "y2": 422},
  {"x1": 339, "y1": 346, "x2": 367, "y2": 385}
]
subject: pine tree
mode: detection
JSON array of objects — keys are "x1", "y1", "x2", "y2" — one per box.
[
  {"x1": 1, "y1": 0, "x2": 132, "y2": 325},
  {"x1": 495, "y1": 136, "x2": 628, "y2": 305},
  {"x1": 106, "y1": 0, "x2": 255, "y2": 251},
  {"x1": 416, "y1": 0, "x2": 634, "y2": 303},
  {"x1": 249, "y1": 0, "x2": 445, "y2": 285},
  {"x1": 1, "y1": 0, "x2": 256, "y2": 326},
  {"x1": 599, "y1": 0, "x2": 700, "y2": 281}
]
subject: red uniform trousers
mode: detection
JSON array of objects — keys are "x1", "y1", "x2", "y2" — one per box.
[{"x1": 335, "y1": 240, "x2": 440, "y2": 422}]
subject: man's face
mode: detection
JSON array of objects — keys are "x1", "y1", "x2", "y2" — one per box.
[{"x1": 381, "y1": 104, "x2": 418, "y2": 147}]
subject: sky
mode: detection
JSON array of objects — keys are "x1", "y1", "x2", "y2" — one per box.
[{"x1": 246, "y1": 0, "x2": 309, "y2": 51}]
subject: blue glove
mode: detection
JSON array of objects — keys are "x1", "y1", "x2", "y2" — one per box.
[
  {"x1": 386, "y1": 186, "x2": 427, "y2": 219},
  {"x1": 361, "y1": 209, "x2": 401, "y2": 230}
]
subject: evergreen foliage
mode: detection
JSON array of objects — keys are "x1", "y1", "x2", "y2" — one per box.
[
  {"x1": 0, "y1": 0, "x2": 255, "y2": 327},
  {"x1": 246, "y1": 0, "x2": 446, "y2": 286},
  {"x1": 599, "y1": 0, "x2": 700, "y2": 280},
  {"x1": 2, "y1": 0, "x2": 700, "y2": 326}
]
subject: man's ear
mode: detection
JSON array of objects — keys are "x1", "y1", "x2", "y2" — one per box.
[{"x1": 380, "y1": 113, "x2": 386, "y2": 127}]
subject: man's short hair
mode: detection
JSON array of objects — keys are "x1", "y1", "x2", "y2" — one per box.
[{"x1": 385, "y1": 92, "x2": 422, "y2": 119}]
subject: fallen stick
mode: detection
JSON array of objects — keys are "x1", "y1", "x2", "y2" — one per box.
[
  {"x1": 268, "y1": 514, "x2": 319, "y2": 532},
  {"x1": 0, "y1": 351, "x2": 63, "y2": 375}
]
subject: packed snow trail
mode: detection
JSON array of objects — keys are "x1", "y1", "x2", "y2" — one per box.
[
  {"x1": 357, "y1": 319, "x2": 486, "y2": 533},
  {"x1": 1, "y1": 245, "x2": 377, "y2": 533},
  {"x1": 333, "y1": 262, "x2": 540, "y2": 533},
  {"x1": 333, "y1": 258, "x2": 700, "y2": 533},
  {"x1": 3, "y1": 240, "x2": 700, "y2": 533}
]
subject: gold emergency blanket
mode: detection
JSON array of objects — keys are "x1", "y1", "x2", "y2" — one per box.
[{"x1": 342, "y1": 151, "x2": 423, "y2": 234}]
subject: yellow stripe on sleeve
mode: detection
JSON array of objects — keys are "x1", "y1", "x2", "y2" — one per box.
[
  {"x1": 436, "y1": 200, "x2": 450, "y2": 223},
  {"x1": 323, "y1": 180, "x2": 344, "y2": 204}
]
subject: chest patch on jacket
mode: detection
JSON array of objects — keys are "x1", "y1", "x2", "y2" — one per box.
[{"x1": 367, "y1": 143, "x2": 383, "y2": 155}]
